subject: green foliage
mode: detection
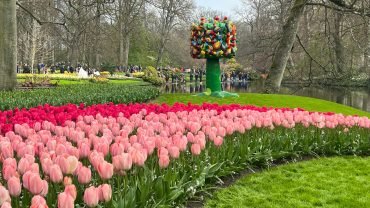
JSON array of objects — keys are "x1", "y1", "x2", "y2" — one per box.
[
  {"x1": 142, "y1": 66, "x2": 165, "y2": 86},
  {"x1": 89, "y1": 77, "x2": 110, "y2": 84},
  {"x1": 21, "y1": 75, "x2": 58, "y2": 88},
  {"x1": 101, "y1": 63, "x2": 116, "y2": 75},
  {"x1": 224, "y1": 58, "x2": 243, "y2": 73},
  {"x1": 100, "y1": 71, "x2": 111, "y2": 77},
  {"x1": 205, "y1": 157, "x2": 370, "y2": 208},
  {"x1": 132, "y1": 72, "x2": 144, "y2": 78},
  {"x1": 104, "y1": 125, "x2": 370, "y2": 207},
  {"x1": 128, "y1": 25, "x2": 157, "y2": 66},
  {"x1": 0, "y1": 84, "x2": 159, "y2": 110}
]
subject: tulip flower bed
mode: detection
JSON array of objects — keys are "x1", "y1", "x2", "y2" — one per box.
[
  {"x1": 0, "y1": 84, "x2": 159, "y2": 111},
  {"x1": 0, "y1": 103, "x2": 370, "y2": 208}
]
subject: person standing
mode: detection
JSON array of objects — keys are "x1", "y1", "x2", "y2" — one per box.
[
  {"x1": 199, "y1": 69, "x2": 203, "y2": 83},
  {"x1": 190, "y1": 69, "x2": 193, "y2": 82},
  {"x1": 37, "y1": 63, "x2": 41, "y2": 74}
]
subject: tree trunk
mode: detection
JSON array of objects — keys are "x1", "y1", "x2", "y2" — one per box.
[
  {"x1": 119, "y1": 34, "x2": 124, "y2": 66},
  {"x1": 30, "y1": 20, "x2": 39, "y2": 73},
  {"x1": 156, "y1": 38, "x2": 166, "y2": 68},
  {"x1": 333, "y1": 12, "x2": 345, "y2": 74},
  {"x1": 0, "y1": 0, "x2": 17, "y2": 90},
  {"x1": 364, "y1": 18, "x2": 370, "y2": 73},
  {"x1": 94, "y1": 4, "x2": 101, "y2": 68},
  {"x1": 206, "y1": 59, "x2": 222, "y2": 92},
  {"x1": 119, "y1": 35, "x2": 130, "y2": 67},
  {"x1": 265, "y1": 0, "x2": 307, "y2": 93}
]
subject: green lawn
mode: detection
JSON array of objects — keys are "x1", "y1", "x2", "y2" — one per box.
[
  {"x1": 154, "y1": 93, "x2": 370, "y2": 117},
  {"x1": 205, "y1": 157, "x2": 370, "y2": 208}
]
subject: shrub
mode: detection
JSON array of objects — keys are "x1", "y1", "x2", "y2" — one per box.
[
  {"x1": 0, "y1": 84, "x2": 159, "y2": 110},
  {"x1": 100, "y1": 71, "x2": 110, "y2": 78},
  {"x1": 142, "y1": 66, "x2": 165, "y2": 86},
  {"x1": 100, "y1": 63, "x2": 116, "y2": 75},
  {"x1": 133, "y1": 72, "x2": 144, "y2": 78}
]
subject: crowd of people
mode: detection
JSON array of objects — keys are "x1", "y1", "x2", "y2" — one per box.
[{"x1": 16, "y1": 62, "x2": 250, "y2": 84}]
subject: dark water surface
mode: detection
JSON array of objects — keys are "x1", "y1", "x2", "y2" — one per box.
[{"x1": 160, "y1": 81, "x2": 370, "y2": 112}]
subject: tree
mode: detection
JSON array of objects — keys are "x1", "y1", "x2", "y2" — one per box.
[
  {"x1": 154, "y1": 0, "x2": 194, "y2": 67},
  {"x1": 115, "y1": 0, "x2": 146, "y2": 67},
  {"x1": 0, "y1": 0, "x2": 17, "y2": 90},
  {"x1": 265, "y1": 0, "x2": 308, "y2": 93}
]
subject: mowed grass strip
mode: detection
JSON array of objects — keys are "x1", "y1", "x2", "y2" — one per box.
[{"x1": 205, "y1": 157, "x2": 370, "y2": 208}]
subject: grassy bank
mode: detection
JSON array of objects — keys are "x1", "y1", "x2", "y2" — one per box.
[
  {"x1": 205, "y1": 157, "x2": 370, "y2": 208},
  {"x1": 154, "y1": 93, "x2": 370, "y2": 117}
]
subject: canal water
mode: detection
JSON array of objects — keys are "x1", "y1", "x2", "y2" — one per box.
[{"x1": 160, "y1": 81, "x2": 370, "y2": 112}]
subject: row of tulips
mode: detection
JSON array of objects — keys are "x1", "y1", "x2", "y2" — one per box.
[
  {"x1": 0, "y1": 103, "x2": 369, "y2": 207},
  {"x1": 1, "y1": 102, "x2": 308, "y2": 134}
]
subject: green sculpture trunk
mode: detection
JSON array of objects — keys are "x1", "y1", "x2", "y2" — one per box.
[{"x1": 206, "y1": 58, "x2": 222, "y2": 92}]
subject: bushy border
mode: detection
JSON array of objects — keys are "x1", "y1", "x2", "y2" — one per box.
[{"x1": 0, "y1": 84, "x2": 159, "y2": 111}]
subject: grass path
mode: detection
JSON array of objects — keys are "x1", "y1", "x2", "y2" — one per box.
[{"x1": 205, "y1": 157, "x2": 370, "y2": 208}]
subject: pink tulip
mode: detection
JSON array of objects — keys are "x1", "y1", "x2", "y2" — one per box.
[
  {"x1": 64, "y1": 184, "x2": 77, "y2": 200},
  {"x1": 79, "y1": 143, "x2": 91, "y2": 158},
  {"x1": 3, "y1": 158, "x2": 16, "y2": 170},
  {"x1": 7, "y1": 177, "x2": 21, "y2": 197},
  {"x1": 83, "y1": 186, "x2": 99, "y2": 207},
  {"x1": 18, "y1": 157, "x2": 31, "y2": 175},
  {"x1": 2, "y1": 165, "x2": 18, "y2": 181},
  {"x1": 130, "y1": 148, "x2": 146, "y2": 166},
  {"x1": 168, "y1": 146, "x2": 180, "y2": 159},
  {"x1": 29, "y1": 173, "x2": 48, "y2": 196},
  {"x1": 214, "y1": 136, "x2": 223, "y2": 147},
  {"x1": 63, "y1": 177, "x2": 72, "y2": 186},
  {"x1": 0, "y1": 186, "x2": 11, "y2": 206},
  {"x1": 66, "y1": 156, "x2": 78, "y2": 174},
  {"x1": 0, "y1": 142, "x2": 13, "y2": 159},
  {"x1": 1, "y1": 202, "x2": 11, "y2": 208},
  {"x1": 49, "y1": 164, "x2": 63, "y2": 183},
  {"x1": 159, "y1": 154, "x2": 170, "y2": 168},
  {"x1": 77, "y1": 166, "x2": 92, "y2": 184},
  {"x1": 191, "y1": 143, "x2": 201, "y2": 155},
  {"x1": 98, "y1": 184, "x2": 112, "y2": 202},
  {"x1": 97, "y1": 161, "x2": 114, "y2": 180},
  {"x1": 58, "y1": 192, "x2": 74, "y2": 208},
  {"x1": 112, "y1": 153, "x2": 132, "y2": 171},
  {"x1": 30, "y1": 195, "x2": 48, "y2": 208}
]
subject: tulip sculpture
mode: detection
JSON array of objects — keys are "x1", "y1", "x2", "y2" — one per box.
[{"x1": 191, "y1": 16, "x2": 239, "y2": 98}]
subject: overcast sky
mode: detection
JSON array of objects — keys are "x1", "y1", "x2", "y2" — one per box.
[{"x1": 196, "y1": 0, "x2": 242, "y2": 16}]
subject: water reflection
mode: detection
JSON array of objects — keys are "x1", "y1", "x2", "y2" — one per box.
[{"x1": 160, "y1": 81, "x2": 370, "y2": 112}]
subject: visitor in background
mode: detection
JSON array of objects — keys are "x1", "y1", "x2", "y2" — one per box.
[
  {"x1": 37, "y1": 63, "x2": 41, "y2": 74},
  {"x1": 190, "y1": 69, "x2": 193, "y2": 82},
  {"x1": 199, "y1": 69, "x2": 203, "y2": 83},
  {"x1": 69, "y1": 65, "x2": 74, "y2": 73},
  {"x1": 16, "y1": 64, "x2": 20, "y2": 73},
  {"x1": 51, "y1": 65, "x2": 56, "y2": 74},
  {"x1": 23, "y1": 64, "x2": 30, "y2": 73},
  {"x1": 195, "y1": 70, "x2": 199, "y2": 82}
]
